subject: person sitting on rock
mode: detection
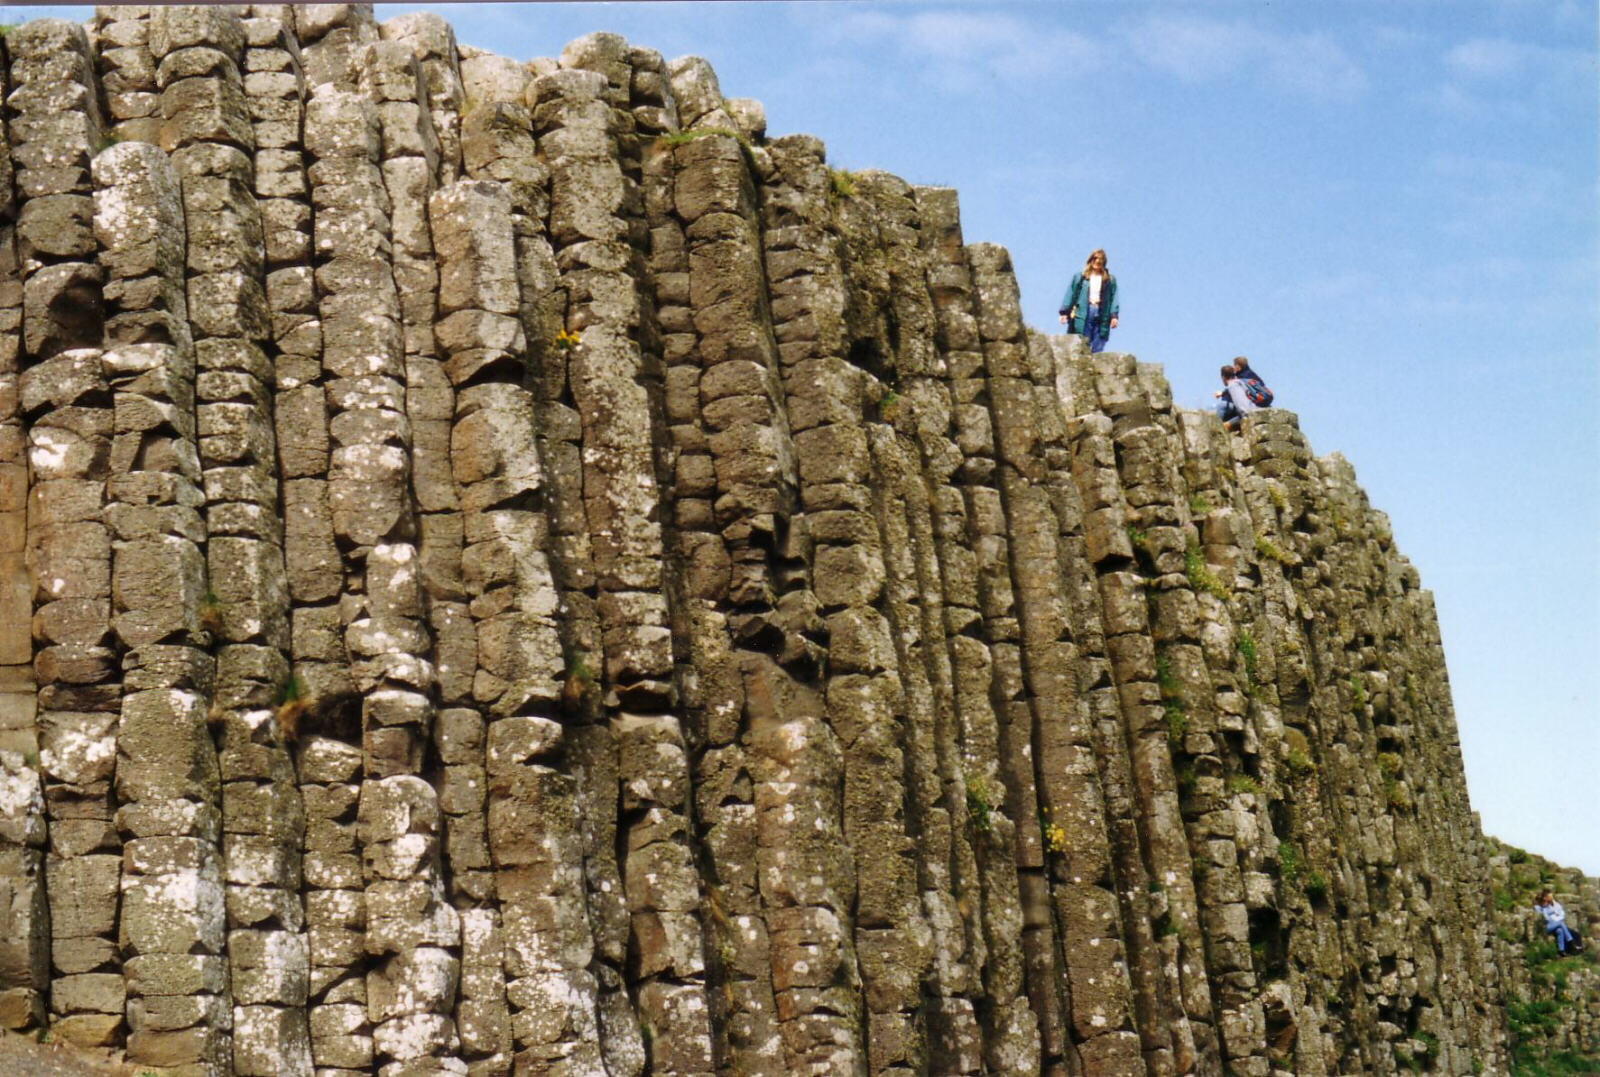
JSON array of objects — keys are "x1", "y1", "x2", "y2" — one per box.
[
  {"x1": 1232, "y1": 356, "x2": 1273, "y2": 407},
  {"x1": 1213, "y1": 364, "x2": 1257, "y2": 431},
  {"x1": 1058, "y1": 248, "x2": 1119, "y2": 353},
  {"x1": 1214, "y1": 356, "x2": 1274, "y2": 432},
  {"x1": 1535, "y1": 890, "x2": 1579, "y2": 955}
]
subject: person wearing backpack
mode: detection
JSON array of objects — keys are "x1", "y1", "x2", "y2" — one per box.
[
  {"x1": 1214, "y1": 364, "x2": 1258, "y2": 431},
  {"x1": 1232, "y1": 356, "x2": 1273, "y2": 408},
  {"x1": 1058, "y1": 248, "x2": 1120, "y2": 353}
]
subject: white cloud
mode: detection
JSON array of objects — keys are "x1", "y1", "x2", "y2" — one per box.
[
  {"x1": 1444, "y1": 37, "x2": 1590, "y2": 79},
  {"x1": 1421, "y1": 152, "x2": 1579, "y2": 235},
  {"x1": 796, "y1": 8, "x2": 1094, "y2": 93},
  {"x1": 1120, "y1": 13, "x2": 1368, "y2": 98}
]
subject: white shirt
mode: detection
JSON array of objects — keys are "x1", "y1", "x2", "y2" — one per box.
[{"x1": 1088, "y1": 273, "x2": 1104, "y2": 305}]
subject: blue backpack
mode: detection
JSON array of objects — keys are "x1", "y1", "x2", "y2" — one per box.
[{"x1": 1240, "y1": 372, "x2": 1273, "y2": 408}]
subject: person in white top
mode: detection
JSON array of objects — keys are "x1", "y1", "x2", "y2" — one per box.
[
  {"x1": 1536, "y1": 889, "x2": 1581, "y2": 955},
  {"x1": 1058, "y1": 248, "x2": 1120, "y2": 353}
]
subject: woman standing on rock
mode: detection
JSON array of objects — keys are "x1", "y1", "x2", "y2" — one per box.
[{"x1": 1059, "y1": 248, "x2": 1120, "y2": 353}]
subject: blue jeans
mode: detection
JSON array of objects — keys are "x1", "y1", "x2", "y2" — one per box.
[
  {"x1": 1085, "y1": 303, "x2": 1110, "y2": 353},
  {"x1": 1216, "y1": 382, "x2": 1257, "y2": 425},
  {"x1": 1548, "y1": 922, "x2": 1575, "y2": 952}
]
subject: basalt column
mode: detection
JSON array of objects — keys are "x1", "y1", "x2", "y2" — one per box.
[
  {"x1": 659, "y1": 115, "x2": 876, "y2": 1077},
  {"x1": 928, "y1": 186, "x2": 1143, "y2": 1071},
  {"x1": 532, "y1": 55, "x2": 716, "y2": 1075},
  {"x1": 150, "y1": 6, "x2": 311, "y2": 1072},
  {"x1": 8, "y1": 16, "x2": 123, "y2": 1054},
  {"x1": 646, "y1": 117, "x2": 781, "y2": 1077}
]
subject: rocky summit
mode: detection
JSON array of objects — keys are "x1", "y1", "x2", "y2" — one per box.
[{"x1": 0, "y1": 5, "x2": 1593, "y2": 1076}]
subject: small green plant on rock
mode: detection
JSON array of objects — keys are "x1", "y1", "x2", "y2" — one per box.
[
  {"x1": 1304, "y1": 871, "x2": 1329, "y2": 901},
  {"x1": 1254, "y1": 534, "x2": 1293, "y2": 565},
  {"x1": 965, "y1": 775, "x2": 994, "y2": 837},
  {"x1": 1349, "y1": 675, "x2": 1367, "y2": 713},
  {"x1": 659, "y1": 126, "x2": 750, "y2": 150},
  {"x1": 1285, "y1": 748, "x2": 1315, "y2": 777},
  {"x1": 1276, "y1": 841, "x2": 1301, "y2": 887},
  {"x1": 1185, "y1": 543, "x2": 1229, "y2": 601},
  {"x1": 1188, "y1": 493, "x2": 1211, "y2": 516},
  {"x1": 197, "y1": 584, "x2": 225, "y2": 635},
  {"x1": 1225, "y1": 774, "x2": 1260, "y2": 795},
  {"x1": 826, "y1": 167, "x2": 858, "y2": 204},
  {"x1": 561, "y1": 654, "x2": 597, "y2": 714},
  {"x1": 1236, "y1": 631, "x2": 1260, "y2": 693},
  {"x1": 554, "y1": 328, "x2": 580, "y2": 351},
  {"x1": 273, "y1": 672, "x2": 309, "y2": 743},
  {"x1": 1157, "y1": 657, "x2": 1188, "y2": 745}
]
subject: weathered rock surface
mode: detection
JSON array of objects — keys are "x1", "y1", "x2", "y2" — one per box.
[{"x1": 0, "y1": 7, "x2": 1592, "y2": 1076}]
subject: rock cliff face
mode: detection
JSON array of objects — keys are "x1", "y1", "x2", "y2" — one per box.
[{"x1": 0, "y1": 6, "x2": 1593, "y2": 1076}]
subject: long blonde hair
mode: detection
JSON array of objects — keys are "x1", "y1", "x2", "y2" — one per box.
[{"x1": 1082, "y1": 248, "x2": 1109, "y2": 277}]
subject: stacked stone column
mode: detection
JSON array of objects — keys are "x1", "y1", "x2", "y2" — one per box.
[
  {"x1": 379, "y1": 13, "x2": 466, "y2": 185},
  {"x1": 1015, "y1": 330, "x2": 1150, "y2": 1074},
  {"x1": 1162, "y1": 409, "x2": 1293, "y2": 1076},
  {"x1": 645, "y1": 127, "x2": 777, "y2": 1077},
  {"x1": 0, "y1": 752, "x2": 48, "y2": 1030},
  {"x1": 783, "y1": 165, "x2": 944, "y2": 1076},
  {"x1": 0, "y1": 84, "x2": 43, "y2": 1023},
  {"x1": 429, "y1": 177, "x2": 596, "y2": 1074},
  {"x1": 6, "y1": 16, "x2": 122, "y2": 1053},
  {"x1": 93, "y1": 133, "x2": 235, "y2": 1074},
  {"x1": 149, "y1": 8, "x2": 314, "y2": 1074},
  {"x1": 661, "y1": 114, "x2": 881, "y2": 1073},
  {"x1": 93, "y1": 7, "x2": 161, "y2": 147},
  {"x1": 947, "y1": 197, "x2": 1145, "y2": 1068},
  {"x1": 0, "y1": 118, "x2": 40, "y2": 1020},
  {"x1": 304, "y1": 64, "x2": 463, "y2": 1070},
  {"x1": 0, "y1": 26, "x2": 34, "y2": 818},
  {"x1": 531, "y1": 56, "x2": 714, "y2": 1075},
  {"x1": 1060, "y1": 398, "x2": 1183, "y2": 1073}
]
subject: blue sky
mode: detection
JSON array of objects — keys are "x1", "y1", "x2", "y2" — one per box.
[{"x1": 10, "y1": 2, "x2": 1596, "y2": 873}]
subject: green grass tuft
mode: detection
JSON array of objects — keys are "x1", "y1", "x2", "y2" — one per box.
[
  {"x1": 1185, "y1": 543, "x2": 1229, "y2": 601},
  {"x1": 965, "y1": 775, "x2": 994, "y2": 836},
  {"x1": 827, "y1": 167, "x2": 858, "y2": 203},
  {"x1": 1276, "y1": 841, "x2": 1300, "y2": 887},
  {"x1": 1253, "y1": 534, "x2": 1293, "y2": 565}
]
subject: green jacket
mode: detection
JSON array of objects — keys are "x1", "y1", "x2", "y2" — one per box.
[{"x1": 1059, "y1": 272, "x2": 1119, "y2": 335}]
